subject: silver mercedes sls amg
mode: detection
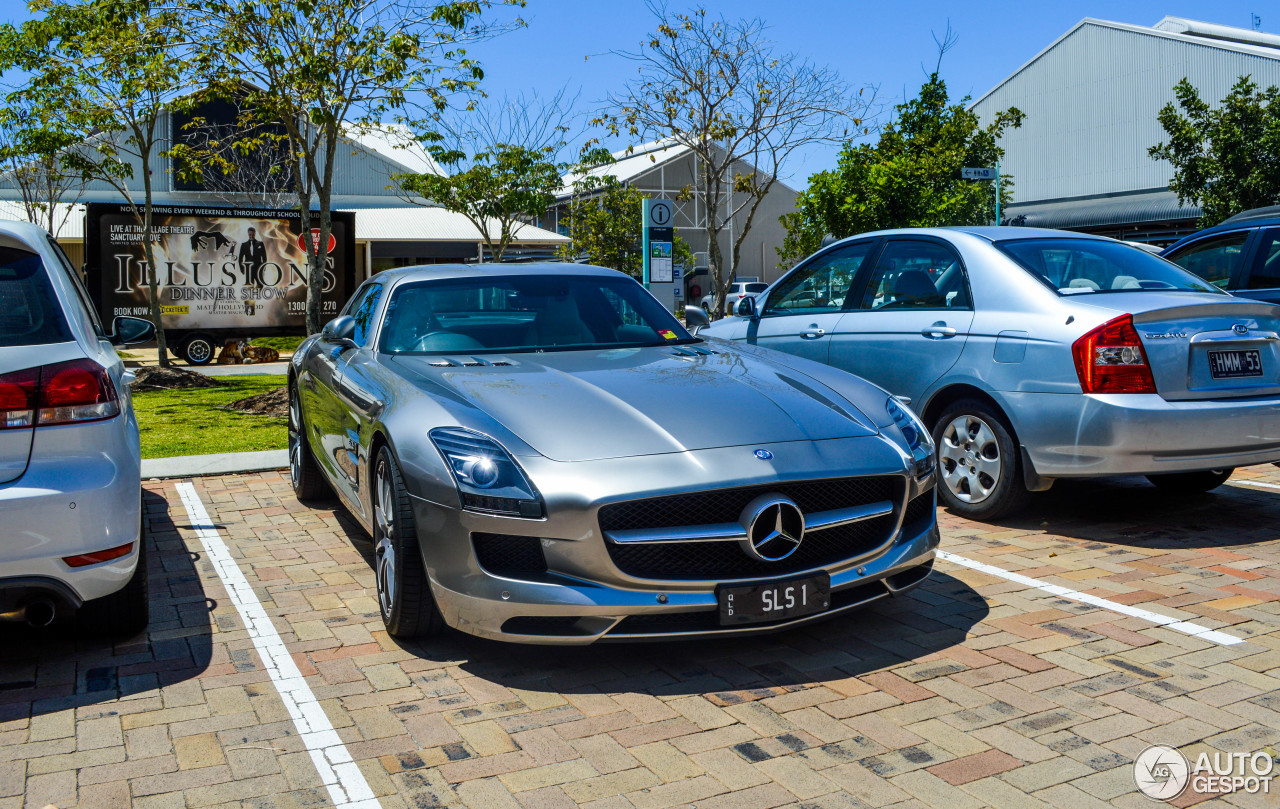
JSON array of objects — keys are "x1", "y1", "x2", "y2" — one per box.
[{"x1": 288, "y1": 264, "x2": 938, "y2": 644}]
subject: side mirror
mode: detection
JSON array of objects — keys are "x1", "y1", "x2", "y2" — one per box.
[
  {"x1": 735, "y1": 296, "x2": 758, "y2": 318},
  {"x1": 321, "y1": 315, "x2": 357, "y2": 349},
  {"x1": 111, "y1": 315, "x2": 156, "y2": 346},
  {"x1": 683, "y1": 305, "x2": 710, "y2": 334}
]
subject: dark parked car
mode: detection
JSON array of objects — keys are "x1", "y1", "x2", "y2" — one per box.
[{"x1": 1162, "y1": 206, "x2": 1280, "y2": 303}]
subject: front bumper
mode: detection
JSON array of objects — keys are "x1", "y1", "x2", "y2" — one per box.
[
  {"x1": 405, "y1": 436, "x2": 939, "y2": 644},
  {"x1": 1007, "y1": 391, "x2": 1280, "y2": 478},
  {"x1": 0, "y1": 416, "x2": 142, "y2": 606}
]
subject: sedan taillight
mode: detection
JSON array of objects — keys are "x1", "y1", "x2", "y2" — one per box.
[
  {"x1": 1071, "y1": 314, "x2": 1157, "y2": 394},
  {"x1": 0, "y1": 359, "x2": 120, "y2": 429}
]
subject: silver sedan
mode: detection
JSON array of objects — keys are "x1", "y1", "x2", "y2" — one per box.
[
  {"x1": 288, "y1": 264, "x2": 937, "y2": 644},
  {"x1": 693, "y1": 227, "x2": 1280, "y2": 519}
]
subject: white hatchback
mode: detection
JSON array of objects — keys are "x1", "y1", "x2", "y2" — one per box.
[{"x1": 0, "y1": 220, "x2": 155, "y2": 634}]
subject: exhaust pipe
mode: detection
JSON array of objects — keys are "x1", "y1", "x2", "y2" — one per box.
[{"x1": 23, "y1": 599, "x2": 56, "y2": 628}]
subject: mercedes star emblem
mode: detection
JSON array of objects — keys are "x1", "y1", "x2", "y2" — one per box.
[{"x1": 739, "y1": 494, "x2": 805, "y2": 561}]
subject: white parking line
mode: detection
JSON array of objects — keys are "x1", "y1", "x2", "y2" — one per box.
[
  {"x1": 936, "y1": 550, "x2": 1246, "y2": 647},
  {"x1": 1233, "y1": 479, "x2": 1280, "y2": 491},
  {"x1": 175, "y1": 482, "x2": 382, "y2": 809}
]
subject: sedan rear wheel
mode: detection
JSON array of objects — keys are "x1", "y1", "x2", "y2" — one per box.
[
  {"x1": 1146, "y1": 468, "x2": 1233, "y2": 495},
  {"x1": 373, "y1": 446, "x2": 444, "y2": 638},
  {"x1": 933, "y1": 399, "x2": 1029, "y2": 520}
]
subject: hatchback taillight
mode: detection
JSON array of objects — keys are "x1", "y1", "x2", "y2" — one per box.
[
  {"x1": 1071, "y1": 314, "x2": 1157, "y2": 394},
  {"x1": 0, "y1": 359, "x2": 119, "y2": 429}
]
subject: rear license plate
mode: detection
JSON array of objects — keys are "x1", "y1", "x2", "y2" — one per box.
[
  {"x1": 717, "y1": 573, "x2": 830, "y2": 626},
  {"x1": 1208, "y1": 349, "x2": 1263, "y2": 379}
]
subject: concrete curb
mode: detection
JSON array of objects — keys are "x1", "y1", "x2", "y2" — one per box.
[{"x1": 142, "y1": 449, "x2": 289, "y2": 480}]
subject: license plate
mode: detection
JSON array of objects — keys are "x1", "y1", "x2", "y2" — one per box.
[
  {"x1": 1208, "y1": 349, "x2": 1263, "y2": 379},
  {"x1": 717, "y1": 573, "x2": 830, "y2": 626}
]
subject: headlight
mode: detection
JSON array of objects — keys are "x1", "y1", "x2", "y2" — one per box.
[
  {"x1": 429, "y1": 428, "x2": 544, "y2": 518},
  {"x1": 886, "y1": 398, "x2": 936, "y2": 479}
]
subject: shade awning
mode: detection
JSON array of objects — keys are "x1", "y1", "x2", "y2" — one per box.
[{"x1": 1004, "y1": 190, "x2": 1202, "y2": 229}]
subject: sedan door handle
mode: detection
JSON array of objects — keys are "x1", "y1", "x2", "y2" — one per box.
[
  {"x1": 922, "y1": 325, "x2": 957, "y2": 338},
  {"x1": 800, "y1": 327, "x2": 826, "y2": 340}
]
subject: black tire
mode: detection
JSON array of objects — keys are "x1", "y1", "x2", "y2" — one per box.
[
  {"x1": 1147, "y1": 469, "x2": 1233, "y2": 495},
  {"x1": 373, "y1": 446, "x2": 444, "y2": 638},
  {"x1": 79, "y1": 506, "x2": 149, "y2": 637},
  {"x1": 288, "y1": 382, "x2": 330, "y2": 501},
  {"x1": 181, "y1": 334, "x2": 215, "y2": 365},
  {"x1": 932, "y1": 398, "x2": 1031, "y2": 521}
]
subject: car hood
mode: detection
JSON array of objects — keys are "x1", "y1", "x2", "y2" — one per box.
[{"x1": 392, "y1": 344, "x2": 880, "y2": 461}]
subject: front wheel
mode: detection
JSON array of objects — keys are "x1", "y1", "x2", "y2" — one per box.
[
  {"x1": 933, "y1": 399, "x2": 1030, "y2": 521},
  {"x1": 373, "y1": 446, "x2": 444, "y2": 638},
  {"x1": 288, "y1": 383, "x2": 330, "y2": 501},
  {"x1": 1147, "y1": 469, "x2": 1233, "y2": 495}
]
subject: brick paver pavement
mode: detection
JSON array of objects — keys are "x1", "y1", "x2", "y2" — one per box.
[{"x1": 2, "y1": 466, "x2": 1279, "y2": 808}]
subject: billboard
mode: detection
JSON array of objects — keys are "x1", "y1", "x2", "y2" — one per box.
[{"x1": 85, "y1": 204, "x2": 356, "y2": 330}]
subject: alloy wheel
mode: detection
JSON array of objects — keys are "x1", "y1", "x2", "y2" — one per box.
[
  {"x1": 939, "y1": 414, "x2": 1002, "y2": 504},
  {"x1": 374, "y1": 462, "x2": 397, "y2": 619},
  {"x1": 288, "y1": 391, "x2": 301, "y2": 488}
]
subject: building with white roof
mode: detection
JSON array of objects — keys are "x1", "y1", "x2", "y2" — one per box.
[
  {"x1": 0, "y1": 94, "x2": 566, "y2": 281},
  {"x1": 972, "y1": 16, "x2": 1280, "y2": 244},
  {"x1": 548, "y1": 139, "x2": 800, "y2": 294}
]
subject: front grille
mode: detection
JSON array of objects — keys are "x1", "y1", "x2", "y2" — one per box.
[
  {"x1": 901, "y1": 490, "x2": 936, "y2": 537},
  {"x1": 601, "y1": 476, "x2": 903, "y2": 580},
  {"x1": 472, "y1": 533, "x2": 547, "y2": 578}
]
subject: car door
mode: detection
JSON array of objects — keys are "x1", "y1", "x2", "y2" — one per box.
[
  {"x1": 328, "y1": 283, "x2": 386, "y2": 512},
  {"x1": 743, "y1": 239, "x2": 879, "y2": 364},
  {"x1": 1235, "y1": 228, "x2": 1280, "y2": 305},
  {"x1": 1163, "y1": 229, "x2": 1255, "y2": 294},
  {"x1": 827, "y1": 237, "x2": 975, "y2": 405},
  {"x1": 304, "y1": 282, "x2": 376, "y2": 493}
]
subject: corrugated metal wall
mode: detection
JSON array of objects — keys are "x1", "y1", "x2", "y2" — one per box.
[{"x1": 973, "y1": 23, "x2": 1280, "y2": 203}]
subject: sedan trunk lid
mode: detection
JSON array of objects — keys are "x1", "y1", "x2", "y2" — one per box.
[{"x1": 1080, "y1": 294, "x2": 1280, "y2": 401}]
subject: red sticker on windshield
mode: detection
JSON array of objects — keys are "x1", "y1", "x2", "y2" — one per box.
[{"x1": 659, "y1": 329, "x2": 678, "y2": 340}]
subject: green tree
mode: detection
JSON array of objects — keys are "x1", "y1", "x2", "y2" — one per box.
[
  {"x1": 558, "y1": 148, "x2": 693, "y2": 278},
  {"x1": 400, "y1": 89, "x2": 574, "y2": 262},
  {"x1": 596, "y1": 5, "x2": 872, "y2": 318},
  {"x1": 779, "y1": 73, "x2": 1023, "y2": 267},
  {"x1": 191, "y1": 0, "x2": 520, "y2": 334},
  {"x1": 0, "y1": 90, "x2": 84, "y2": 238},
  {"x1": 0, "y1": 0, "x2": 194, "y2": 366},
  {"x1": 401, "y1": 143, "x2": 561, "y2": 262},
  {"x1": 1150, "y1": 76, "x2": 1280, "y2": 226}
]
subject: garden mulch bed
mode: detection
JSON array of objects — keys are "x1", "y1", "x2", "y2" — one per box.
[{"x1": 222, "y1": 386, "x2": 288, "y2": 418}]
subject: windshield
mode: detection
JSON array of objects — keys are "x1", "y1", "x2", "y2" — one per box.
[
  {"x1": 996, "y1": 238, "x2": 1222, "y2": 296},
  {"x1": 379, "y1": 273, "x2": 695, "y2": 354}
]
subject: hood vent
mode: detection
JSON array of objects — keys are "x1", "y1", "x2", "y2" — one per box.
[
  {"x1": 426, "y1": 357, "x2": 518, "y2": 368},
  {"x1": 670, "y1": 345, "x2": 719, "y2": 358}
]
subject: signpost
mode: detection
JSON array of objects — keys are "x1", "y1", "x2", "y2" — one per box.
[
  {"x1": 963, "y1": 163, "x2": 1002, "y2": 224},
  {"x1": 643, "y1": 198, "x2": 678, "y2": 312}
]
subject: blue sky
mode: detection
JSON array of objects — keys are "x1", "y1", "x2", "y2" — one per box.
[
  {"x1": 1, "y1": 0, "x2": 1270, "y2": 187},
  {"x1": 466, "y1": 1, "x2": 1271, "y2": 184}
]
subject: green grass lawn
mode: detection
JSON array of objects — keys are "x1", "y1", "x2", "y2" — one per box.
[
  {"x1": 251, "y1": 335, "x2": 305, "y2": 353},
  {"x1": 133, "y1": 374, "x2": 288, "y2": 459}
]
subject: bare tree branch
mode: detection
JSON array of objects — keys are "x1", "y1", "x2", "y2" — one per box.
[{"x1": 595, "y1": 3, "x2": 878, "y2": 318}]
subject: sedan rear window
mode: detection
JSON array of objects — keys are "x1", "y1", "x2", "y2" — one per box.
[
  {"x1": 0, "y1": 246, "x2": 72, "y2": 346},
  {"x1": 996, "y1": 238, "x2": 1222, "y2": 295}
]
